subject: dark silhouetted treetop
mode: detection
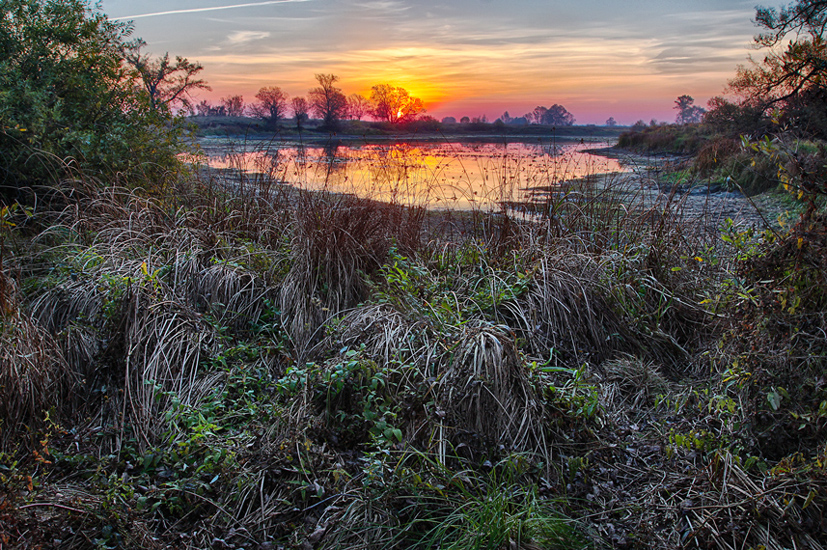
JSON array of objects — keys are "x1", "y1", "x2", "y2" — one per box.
[
  {"x1": 525, "y1": 104, "x2": 575, "y2": 126},
  {"x1": 251, "y1": 86, "x2": 288, "y2": 127},
  {"x1": 127, "y1": 39, "x2": 210, "y2": 114},
  {"x1": 674, "y1": 95, "x2": 705, "y2": 124},
  {"x1": 755, "y1": 0, "x2": 827, "y2": 45},
  {"x1": 369, "y1": 84, "x2": 426, "y2": 124},
  {"x1": 222, "y1": 95, "x2": 245, "y2": 117},
  {"x1": 291, "y1": 96, "x2": 309, "y2": 129},
  {"x1": 308, "y1": 73, "x2": 347, "y2": 131}
]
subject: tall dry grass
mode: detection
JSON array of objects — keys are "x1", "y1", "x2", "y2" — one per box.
[
  {"x1": 0, "y1": 271, "x2": 74, "y2": 453},
  {"x1": 281, "y1": 189, "x2": 425, "y2": 353},
  {"x1": 4, "y1": 139, "x2": 788, "y2": 549}
]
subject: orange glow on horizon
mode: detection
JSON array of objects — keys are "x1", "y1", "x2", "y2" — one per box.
[
  {"x1": 197, "y1": 33, "x2": 750, "y2": 125},
  {"x1": 110, "y1": 0, "x2": 761, "y2": 125}
]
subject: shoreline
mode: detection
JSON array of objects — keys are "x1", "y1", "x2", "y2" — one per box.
[
  {"x1": 196, "y1": 133, "x2": 620, "y2": 148},
  {"x1": 197, "y1": 138, "x2": 781, "y2": 228}
]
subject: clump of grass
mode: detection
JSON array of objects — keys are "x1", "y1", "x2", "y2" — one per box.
[
  {"x1": 514, "y1": 252, "x2": 629, "y2": 365},
  {"x1": 438, "y1": 323, "x2": 545, "y2": 455},
  {"x1": 281, "y1": 190, "x2": 424, "y2": 352},
  {"x1": 0, "y1": 272, "x2": 73, "y2": 454},
  {"x1": 413, "y1": 455, "x2": 589, "y2": 550},
  {"x1": 599, "y1": 355, "x2": 671, "y2": 414}
]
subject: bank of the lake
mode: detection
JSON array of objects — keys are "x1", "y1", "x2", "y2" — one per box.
[{"x1": 188, "y1": 114, "x2": 629, "y2": 142}]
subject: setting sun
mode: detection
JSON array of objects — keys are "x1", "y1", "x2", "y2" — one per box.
[{"x1": 105, "y1": 0, "x2": 758, "y2": 124}]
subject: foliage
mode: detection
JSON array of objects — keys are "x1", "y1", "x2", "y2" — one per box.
[
  {"x1": 702, "y1": 96, "x2": 768, "y2": 137},
  {"x1": 726, "y1": 0, "x2": 827, "y2": 138},
  {"x1": 743, "y1": 133, "x2": 827, "y2": 213},
  {"x1": 369, "y1": 84, "x2": 426, "y2": 124},
  {"x1": 616, "y1": 123, "x2": 711, "y2": 154},
  {"x1": 0, "y1": 0, "x2": 195, "y2": 193}
]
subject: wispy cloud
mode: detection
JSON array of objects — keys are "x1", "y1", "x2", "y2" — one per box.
[
  {"x1": 227, "y1": 30, "x2": 271, "y2": 44},
  {"x1": 114, "y1": 0, "x2": 311, "y2": 20},
  {"x1": 108, "y1": 0, "x2": 760, "y2": 122}
]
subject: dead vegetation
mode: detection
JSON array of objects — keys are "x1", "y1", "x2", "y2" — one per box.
[{"x1": 0, "y1": 154, "x2": 825, "y2": 550}]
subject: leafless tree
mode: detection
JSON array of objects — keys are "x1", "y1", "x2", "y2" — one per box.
[
  {"x1": 308, "y1": 74, "x2": 347, "y2": 130},
  {"x1": 347, "y1": 93, "x2": 371, "y2": 120},
  {"x1": 126, "y1": 40, "x2": 210, "y2": 113},
  {"x1": 251, "y1": 86, "x2": 288, "y2": 128},
  {"x1": 291, "y1": 96, "x2": 309, "y2": 129},
  {"x1": 222, "y1": 95, "x2": 245, "y2": 117}
]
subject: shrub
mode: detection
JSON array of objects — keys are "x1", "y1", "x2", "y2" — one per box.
[
  {"x1": 616, "y1": 124, "x2": 710, "y2": 155},
  {"x1": 0, "y1": 0, "x2": 192, "y2": 196}
]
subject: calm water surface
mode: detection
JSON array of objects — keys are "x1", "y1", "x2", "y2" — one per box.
[{"x1": 199, "y1": 138, "x2": 627, "y2": 210}]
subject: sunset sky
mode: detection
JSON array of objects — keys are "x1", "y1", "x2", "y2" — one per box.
[{"x1": 101, "y1": 0, "x2": 764, "y2": 125}]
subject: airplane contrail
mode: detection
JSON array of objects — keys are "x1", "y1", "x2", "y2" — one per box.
[{"x1": 113, "y1": 0, "x2": 311, "y2": 20}]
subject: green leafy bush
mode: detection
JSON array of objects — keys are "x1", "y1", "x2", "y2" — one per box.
[{"x1": 0, "y1": 0, "x2": 192, "y2": 194}]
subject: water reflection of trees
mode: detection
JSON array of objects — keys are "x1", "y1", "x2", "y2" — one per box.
[
  {"x1": 254, "y1": 148, "x2": 281, "y2": 181},
  {"x1": 366, "y1": 144, "x2": 446, "y2": 206},
  {"x1": 208, "y1": 141, "x2": 626, "y2": 210},
  {"x1": 316, "y1": 141, "x2": 347, "y2": 188}
]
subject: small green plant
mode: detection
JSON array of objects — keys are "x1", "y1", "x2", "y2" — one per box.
[
  {"x1": 322, "y1": 347, "x2": 405, "y2": 447},
  {"x1": 535, "y1": 363, "x2": 602, "y2": 424},
  {"x1": 414, "y1": 456, "x2": 588, "y2": 550}
]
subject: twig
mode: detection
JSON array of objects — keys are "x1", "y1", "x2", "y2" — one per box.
[{"x1": 18, "y1": 502, "x2": 88, "y2": 514}]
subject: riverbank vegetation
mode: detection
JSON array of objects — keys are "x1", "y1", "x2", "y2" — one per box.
[
  {"x1": 2, "y1": 1, "x2": 827, "y2": 549},
  {"x1": 618, "y1": 0, "x2": 827, "y2": 202}
]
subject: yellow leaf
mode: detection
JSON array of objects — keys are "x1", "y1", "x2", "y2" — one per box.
[
  {"x1": 797, "y1": 237, "x2": 804, "y2": 249},
  {"x1": 141, "y1": 261, "x2": 149, "y2": 275}
]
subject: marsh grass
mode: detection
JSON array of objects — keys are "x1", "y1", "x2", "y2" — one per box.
[
  {"x1": 3, "y1": 138, "x2": 824, "y2": 550},
  {"x1": 0, "y1": 274, "x2": 73, "y2": 453}
]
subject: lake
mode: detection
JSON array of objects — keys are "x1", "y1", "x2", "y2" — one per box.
[{"x1": 197, "y1": 137, "x2": 628, "y2": 210}]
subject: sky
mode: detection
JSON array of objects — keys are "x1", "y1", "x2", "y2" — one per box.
[{"x1": 101, "y1": 0, "x2": 765, "y2": 125}]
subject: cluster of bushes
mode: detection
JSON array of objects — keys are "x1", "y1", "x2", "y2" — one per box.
[{"x1": 616, "y1": 124, "x2": 711, "y2": 155}]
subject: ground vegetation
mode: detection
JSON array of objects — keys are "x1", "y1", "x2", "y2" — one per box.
[{"x1": 2, "y1": 1, "x2": 827, "y2": 550}]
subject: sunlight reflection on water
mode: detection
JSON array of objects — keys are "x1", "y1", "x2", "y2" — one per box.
[{"x1": 198, "y1": 139, "x2": 627, "y2": 210}]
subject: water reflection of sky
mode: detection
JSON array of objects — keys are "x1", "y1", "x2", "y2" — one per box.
[{"x1": 200, "y1": 140, "x2": 627, "y2": 210}]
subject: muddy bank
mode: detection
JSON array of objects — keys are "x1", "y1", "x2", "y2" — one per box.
[{"x1": 502, "y1": 152, "x2": 783, "y2": 232}]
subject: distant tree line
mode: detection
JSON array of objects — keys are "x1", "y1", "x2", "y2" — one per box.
[
  {"x1": 192, "y1": 75, "x2": 431, "y2": 131},
  {"x1": 192, "y1": 76, "x2": 584, "y2": 130}
]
